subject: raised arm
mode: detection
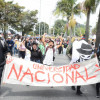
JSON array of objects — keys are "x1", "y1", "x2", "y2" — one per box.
[
  {"x1": 56, "y1": 36, "x2": 63, "y2": 49},
  {"x1": 42, "y1": 33, "x2": 46, "y2": 47},
  {"x1": 25, "y1": 38, "x2": 31, "y2": 51}
]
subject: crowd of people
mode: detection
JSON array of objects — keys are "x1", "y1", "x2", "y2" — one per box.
[
  {"x1": 2, "y1": 33, "x2": 68, "y2": 63},
  {"x1": 0, "y1": 33, "x2": 100, "y2": 98}
]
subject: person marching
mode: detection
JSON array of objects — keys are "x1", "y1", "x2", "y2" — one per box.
[
  {"x1": 70, "y1": 40, "x2": 93, "y2": 95},
  {"x1": 0, "y1": 35, "x2": 8, "y2": 94},
  {"x1": 25, "y1": 38, "x2": 42, "y2": 63},
  {"x1": 18, "y1": 40, "x2": 26, "y2": 59},
  {"x1": 42, "y1": 33, "x2": 63, "y2": 66},
  {"x1": 38, "y1": 37, "x2": 45, "y2": 63},
  {"x1": 94, "y1": 44, "x2": 100, "y2": 98},
  {"x1": 6, "y1": 37, "x2": 14, "y2": 56}
]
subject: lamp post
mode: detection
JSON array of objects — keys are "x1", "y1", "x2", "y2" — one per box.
[
  {"x1": 39, "y1": 0, "x2": 41, "y2": 37},
  {"x1": 44, "y1": 22, "x2": 45, "y2": 33}
]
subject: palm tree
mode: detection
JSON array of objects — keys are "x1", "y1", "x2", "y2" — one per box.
[
  {"x1": 54, "y1": 0, "x2": 80, "y2": 36},
  {"x1": 95, "y1": 10, "x2": 100, "y2": 49},
  {"x1": 68, "y1": 14, "x2": 76, "y2": 37},
  {"x1": 83, "y1": 0, "x2": 100, "y2": 42}
]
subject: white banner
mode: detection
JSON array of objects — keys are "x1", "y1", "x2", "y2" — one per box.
[{"x1": 3, "y1": 56, "x2": 100, "y2": 86}]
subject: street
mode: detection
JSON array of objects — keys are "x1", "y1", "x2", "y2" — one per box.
[{"x1": 0, "y1": 54, "x2": 99, "y2": 100}]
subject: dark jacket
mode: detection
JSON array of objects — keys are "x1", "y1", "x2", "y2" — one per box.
[
  {"x1": 0, "y1": 40, "x2": 8, "y2": 67},
  {"x1": 6, "y1": 40, "x2": 14, "y2": 49},
  {"x1": 25, "y1": 41, "x2": 42, "y2": 63}
]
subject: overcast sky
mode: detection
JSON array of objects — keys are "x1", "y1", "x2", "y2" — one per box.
[{"x1": 6, "y1": 0, "x2": 100, "y2": 28}]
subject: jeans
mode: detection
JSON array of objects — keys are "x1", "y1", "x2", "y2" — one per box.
[
  {"x1": 19, "y1": 51, "x2": 25, "y2": 59},
  {"x1": 35, "y1": 60, "x2": 40, "y2": 63},
  {"x1": 63, "y1": 48, "x2": 67, "y2": 55},
  {"x1": 9, "y1": 48, "x2": 13, "y2": 56},
  {"x1": 96, "y1": 83, "x2": 100, "y2": 95},
  {"x1": 31, "y1": 59, "x2": 41, "y2": 63},
  {"x1": 14, "y1": 47, "x2": 18, "y2": 55},
  {"x1": 58, "y1": 46, "x2": 62, "y2": 54}
]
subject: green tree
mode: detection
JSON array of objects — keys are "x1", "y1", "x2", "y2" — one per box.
[
  {"x1": 53, "y1": 19, "x2": 66, "y2": 36},
  {"x1": 0, "y1": 0, "x2": 38, "y2": 37},
  {"x1": 82, "y1": 0, "x2": 100, "y2": 42},
  {"x1": 68, "y1": 14, "x2": 76, "y2": 37},
  {"x1": 13, "y1": 10, "x2": 38, "y2": 36},
  {"x1": 54, "y1": 0, "x2": 79, "y2": 20},
  {"x1": 35, "y1": 22, "x2": 49, "y2": 35},
  {"x1": 76, "y1": 27, "x2": 85, "y2": 36},
  {"x1": 92, "y1": 27, "x2": 96, "y2": 35},
  {"x1": 75, "y1": 23, "x2": 86, "y2": 36},
  {"x1": 54, "y1": 0, "x2": 80, "y2": 37},
  {"x1": 0, "y1": 0, "x2": 24, "y2": 38}
]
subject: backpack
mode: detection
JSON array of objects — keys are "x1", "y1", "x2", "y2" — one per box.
[{"x1": 45, "y1": 46, "x2": 55, "y2": 61}]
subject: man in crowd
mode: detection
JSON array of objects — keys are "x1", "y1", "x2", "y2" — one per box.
[
  {"x1": 42, "y1": 33, "x2": 63, "y2": 66},
  {"x1": 39, "y1": 37, "x2": 45, "y2": 63},
  {"x1": 63, "y1": 40, "x2": 68, "y2": 55},
  {"x1": 25, "y1": 38, "x2": 42, "y2": 63},
  {"x1": 6, "y1": 37, "x2": 14, "y2": 56},
  {"x1": 70, "y1": 39, "x2": 93, "y2": 95},
  {"x1": 0, "y1": 35, "x2": 8, "y2": 94}
]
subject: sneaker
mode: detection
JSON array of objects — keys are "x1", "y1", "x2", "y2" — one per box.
[
  {"x1": 76, "y1": 90, "x2": 83, "y2": 95},
  {"x1": 71, "y1": 86, "x2": 75, "y2": 90},
  {"x1": 51, "y1": 86, "x2": 53, "y2": 88},
  {"x1": 96, "y1": 94, "x2": 100, "y2": 98}
]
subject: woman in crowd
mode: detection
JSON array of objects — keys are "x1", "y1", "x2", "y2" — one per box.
[
  {"x1": 18, "y1": 40, "x2": 26, "y2": 59},
  {"x1": 25, "y1": 38, "x2": 42, "y2": 63}
]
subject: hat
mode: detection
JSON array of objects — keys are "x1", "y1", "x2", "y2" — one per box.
[
  {"x1": 32, "y1": 41, "x2": 38, "y2": 45},
  {"x1": 49, "y1": 39, "x2": 54, "y2": 44},
  {"x1": 15, "y1": 39, "x2": 18, "y2": 41},
  {"x1": 77, "y1": 43, "x2": 92, "y2": 55},
  {"x1": 8, "y1": 37, "x2": 11, "y2": 39}
]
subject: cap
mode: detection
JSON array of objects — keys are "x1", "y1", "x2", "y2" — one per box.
[{"x1": 32, "y1": 41, "x2": 38, "y2": 45}]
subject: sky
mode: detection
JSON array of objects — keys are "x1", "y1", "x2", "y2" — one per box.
[{"x1": 6, "y1": 0, "x2": 100, "y2": 28}]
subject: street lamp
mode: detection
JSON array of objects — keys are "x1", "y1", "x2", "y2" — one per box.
[{"x1": 39, "y1": 0, "x2": 41, "y2": 37}]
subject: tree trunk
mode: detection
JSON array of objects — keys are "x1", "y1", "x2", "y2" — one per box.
[
  {"x1": 95, "y1": 10, "x2": 100, "y2": 49},
  {"x1": 64, "y1": 29, "x2": 68, "y2": 39},
  {"x1": 4, "y1": 23, "x2": 7, "y2": 39},
  {"x1": 70, "y1": 27, "x2": 73, "y2": 38},
  {"x1": 85, "y1": 9, "x2": 90, "y2": 42},
  {"x1": 22, "y1": 31, "x2": 24, "y2": 36}
]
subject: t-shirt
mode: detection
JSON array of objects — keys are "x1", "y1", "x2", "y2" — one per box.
[
  {"x1": 64, "y1": 43, "x2": 68, "y2": 48},
  {"x1": 43, "y1": 46, "x2": 56, "y2": 66},
  {"x1": 39, "y1": 43, "x2": 45, "y2": 55}
]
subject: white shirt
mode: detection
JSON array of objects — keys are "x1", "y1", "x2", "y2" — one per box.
[
  {"x1": 43, "y1": 46, "x2": 56, "y2": 66},
  {"x1": 70, "y1": 40, "x2": 88, "y2": 64}
]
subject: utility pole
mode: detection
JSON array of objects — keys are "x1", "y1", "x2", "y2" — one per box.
[
  {"x1": 39, "y1": 0, "x2": 41, "y2": 37},
  {"x1": 53, "y1": 27, "x2": 54, "y2": 36},
  {"x1": 44, "y1": 22, "x2": 45, "y2": 33}
]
